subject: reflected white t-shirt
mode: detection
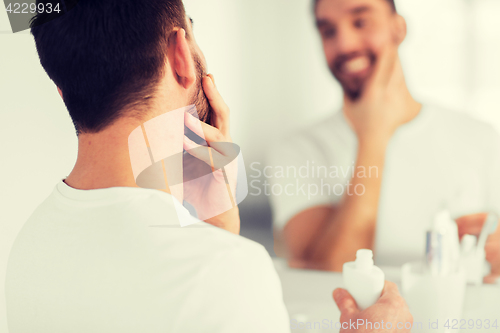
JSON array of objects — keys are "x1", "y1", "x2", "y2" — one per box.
[
  {"x1": 6, "y1": 180, "x2": 290, "y2": 333},
  {"x1": 268, "y1": 105, "x2": 500, "y2": 265}
]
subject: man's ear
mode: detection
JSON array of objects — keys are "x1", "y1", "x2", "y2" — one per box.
[
  {"x1": 57, "y1": 87, "x2": 64, "y2": 100},
  {"x1": 172, "y1": 28, "x2": 196, "y2": 89},
  {"x1": 393, "y1": 15, "x2": 407, "y2": 45}
]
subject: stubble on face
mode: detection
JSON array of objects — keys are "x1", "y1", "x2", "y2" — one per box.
[
  {"x1": 190, "y1": 52, "x2": 213, "y2": 126},
  {"x1": 329, "y1": 50, "x2": 377, "y2": 101}
]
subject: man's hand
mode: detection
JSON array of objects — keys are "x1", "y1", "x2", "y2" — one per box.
[
  {"x1": 343, "y1": 44, "x2": 417, "y2": 145},
  {"x1": 455, "y1": 213, "x2": 500, "y2": 283},
  {"x1": 183, "y1": 74, "x2": 240, "y2": 234},
  {"x1": 333, "y1": 281, "x2": 413, "y2": 333}
]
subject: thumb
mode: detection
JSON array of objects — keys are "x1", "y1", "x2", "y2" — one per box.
[
  {"x1": 483, "y1": 273, "x2": 500, "y2": 284},
  {"x1": 372, "y1": 44, "x2": 398, "y2": 88},
  {"x1": 333, "y1": 288, "x2": 359, "y2": 316},
  {"x1": 360, "y1": 44, "x2": 398, "y2": 101}
]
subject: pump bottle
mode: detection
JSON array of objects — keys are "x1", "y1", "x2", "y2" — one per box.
[{"x1": 342, "y1": 249, "x2": 385, "y2": 310}]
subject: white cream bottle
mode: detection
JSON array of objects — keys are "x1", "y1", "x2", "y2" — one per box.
[{"x1": 342, "y1": 249, "x2": 385, "y2": 310}]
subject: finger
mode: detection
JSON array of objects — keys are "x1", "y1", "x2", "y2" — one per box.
[
  {"x1": 183, "y1": 136, "x2": 225, "y2": 170},
  {"x1": 184, "y1": 113, "x2": 237, "y2": 160},
  {"x1": 202, "y1": 75, "x2": 230, "y2": 133},
  {"x1": 485, "y1": 240, "x2": 500, "y2": 267},
  {"x1": 483, "y1": 273, "x2": 500, "y2": 284},
  {"x1": 333, "y1": 288, "x2": 359, "y2": 316},
  {"x1": 455, "y1": 213, "x2": 488, "y2": 234},
  {"x1": 185, "y1": 112, "x2": 224, "y2": 142},
  {"x1": 456, "y1": 213, "x2": 488, "y2": 223},
  {"x1": 203, "y1": 75, "x2": 227, "y2": 114},
  {"x1": 379, "y1": 281, "x2": 402, "y2": 301},
  {"x1": 377, "y1": 281, "x2": 410, "y2": 313},
  {"x1": 367, "y1": 44, "x2": 398, "y2": 92},
  {"x1": 208, "y1": 73, "x2": 215, "y2": 86}
]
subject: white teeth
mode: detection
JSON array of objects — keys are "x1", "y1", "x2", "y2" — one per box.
[{"x1": 343, "y1": 57, "x2": 370, "y2": 74}]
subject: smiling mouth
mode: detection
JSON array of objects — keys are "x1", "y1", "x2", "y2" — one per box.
[{"x1": 339, "y1": 56, "x2": 372, "y2": 75}]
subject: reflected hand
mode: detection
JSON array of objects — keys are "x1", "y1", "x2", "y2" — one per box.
[{"x1": 343, "y1": 44, "x2": 410, "y2": 144}]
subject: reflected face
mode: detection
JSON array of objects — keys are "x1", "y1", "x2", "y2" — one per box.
[
  {"x1": 315, "y1": 0, "x2": 397, "y2": 100},
  {"x1": 185, "y1": 17, "x2": 213, "y2": 125}
]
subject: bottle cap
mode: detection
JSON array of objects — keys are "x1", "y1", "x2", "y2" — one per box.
[{"x1": 356, "y1": 249, "x2": 374, "y2": 270}]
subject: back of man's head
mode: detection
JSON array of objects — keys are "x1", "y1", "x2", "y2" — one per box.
[{"x1": 30, "y1": 0, "x2": 187, "y2": 135}]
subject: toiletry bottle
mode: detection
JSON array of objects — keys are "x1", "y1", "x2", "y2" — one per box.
[
  {"x1": 429, "y1": 210, "x2": 461, "y2": 276},
  {"x1": 342, "y1": 249, "x2": 385, "y2": 310},
  {"x1": 460, "y1": 234, "x2": 485, "y2": 285}
]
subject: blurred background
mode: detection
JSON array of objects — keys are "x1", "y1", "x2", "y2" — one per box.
[{"x1": 1, "y1": 0, "x2": 500, "y2": 331}]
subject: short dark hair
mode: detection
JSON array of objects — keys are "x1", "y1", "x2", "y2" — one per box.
[
  {"x1": 30, "y1": 0, "x2": 187, "y2": 135},
  {"x1": 314, "y1": 0, "x2": 397, "y2": 13}
]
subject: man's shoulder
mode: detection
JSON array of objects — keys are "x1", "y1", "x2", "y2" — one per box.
[
  {"x1": 414, "y1": 105, "x2": 500, "y2": 165},
  {"x1": 16, "y1": 184, "x2": 268, "y2": 261},
  {"x1": 427, "y1": 104, "x2": 499, "y2": 142},
  {"x1": 9, "y1": 186, "x2": 274, "y2": 296}
]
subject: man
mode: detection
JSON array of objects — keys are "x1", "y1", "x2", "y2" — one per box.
[
  {"x1": 268, "y1": 0, "x2": 500, "y2": 280},
  {"x1": 6, "y1": 0, "x2": 413, "y2": 332}
]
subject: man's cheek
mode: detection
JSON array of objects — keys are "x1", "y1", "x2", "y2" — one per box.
[
  {"x1": 367, "y1": 32, "x2": 397, "y2": 54},
  {"x1": 322, "y1": 42, "x2": 337, "y2": 66}
]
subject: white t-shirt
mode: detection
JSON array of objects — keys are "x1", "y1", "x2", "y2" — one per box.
[
  {"x1": 268, "y1": 104, "x2": 500, "y2": 265},
  {"x1": 6, "y1": 180, "x2": 290, "y2": 333}
]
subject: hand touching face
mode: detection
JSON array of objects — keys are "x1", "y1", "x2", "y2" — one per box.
[{"x1": 183, "y1": 75, "x2": 240, "y2": 234}]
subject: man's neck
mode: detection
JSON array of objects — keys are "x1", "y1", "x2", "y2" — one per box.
[
  {"x1": 64, "y1": 113, "x2": 181, "y2": 198},
  {"x1": 64, "y1": 120, "x2": 143, "y2": 191},
  {"x1": 64, "y1": 76, "x2": 190, "y2": 203},
  {"x1": 385, "y1": 86, "x2": 422, "y2": 126}
]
